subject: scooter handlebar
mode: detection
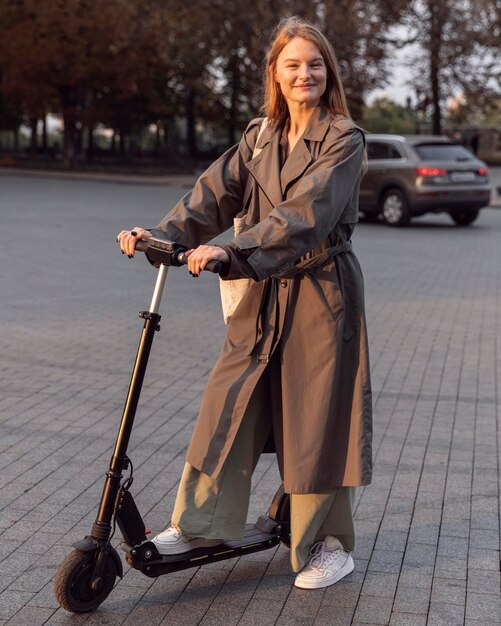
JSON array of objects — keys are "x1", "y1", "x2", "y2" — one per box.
[
  {"x1": 134, "y1": 238, "x2": 224, "y2": 275},
  {"x1": 177, "y1": 252, "x2": 223, "y2": 275}
]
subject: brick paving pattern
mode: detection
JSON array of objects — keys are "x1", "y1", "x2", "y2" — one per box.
[{"x1": 0, "y1": 171, "x2": 500, "y2": 625}]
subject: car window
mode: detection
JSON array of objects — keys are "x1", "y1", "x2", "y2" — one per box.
[
  {"x1": 413, "y1": 143, "x2": 475, "y2": 161},
  {"x1": 388, "y1": 144, "x2": 403, "y2": 159},
  {"x1": 367, "y1": 142, "x2": 390, "y2": 160},
  {"x1": 367, "y1": 141, "x2": 404, "y2": 160}
]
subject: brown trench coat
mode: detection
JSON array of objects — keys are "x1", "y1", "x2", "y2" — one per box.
[{"x1": 155, "y1": 105, "x2": 372, "y2": 493}]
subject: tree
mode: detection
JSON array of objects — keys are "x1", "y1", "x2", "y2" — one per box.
[
  {"x1": 0, "y1": 93, "x2": 23, "y2": 150},
  {"x1": 204, "y1": 0, "x2": 411, "y2": 143},
  {"x1": 362, "y1": 96, "x2": 415, "y2": 133},
  {"x1": 318, "y1": 0, "x2": 411, "y2": 120},
  {"x1": 0, "y1": 0, "x2": 170, "y2": 166},
  {"x1": 401, "y1": 0, "x2": 501, "y2": 134},
  {"x1": 0, "y1": 0, "x2": 417, "y2": 165}
]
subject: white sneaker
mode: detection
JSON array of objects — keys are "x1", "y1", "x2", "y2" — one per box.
[
  {"x1": 294, "y1": 536, "x2": 354, "y2": 589},
  {"x1": 151, "y1": 525, "x2": 223, "y2": 555}
]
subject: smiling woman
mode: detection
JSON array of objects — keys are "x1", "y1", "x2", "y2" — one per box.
[
  {"x1": 276, "y1": 41, "x2": 327, "y2": 105},
  {"x1": 117, "y1": 16, "x2": 372, "y2": 592},
  {"x1": 273, "y1": 38, "x2": 327, "y2": 153},
  {"x1": 264, "y1": 18, "x2": 351, "y2": 134}
]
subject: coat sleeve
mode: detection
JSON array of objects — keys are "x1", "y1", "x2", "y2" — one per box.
[
  {"x1": 232, "y1": 123, "x2": 365, "y2": 281},
  {"x1": 154, "y1": 121, "x2": 261, "y2": 248}
]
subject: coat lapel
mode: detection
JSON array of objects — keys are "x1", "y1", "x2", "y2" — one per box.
[
  {"x1": 245, "y1": 105, "x2": 333, "y2": 207},
  {"x1": 245, "y1": 125, "x2": 283, "y2": 208},
  {"x1": 280, "y1": 106, "x2": 332, "y2": 193}
]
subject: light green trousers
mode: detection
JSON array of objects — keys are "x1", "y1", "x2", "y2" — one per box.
[{"x1": 172, "y1": 375, "x2": 356, "y2": 572}]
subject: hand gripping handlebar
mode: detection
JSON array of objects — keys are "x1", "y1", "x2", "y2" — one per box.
[{"x1": 134, "y1": 237, "x2": 223, "y2": 274}]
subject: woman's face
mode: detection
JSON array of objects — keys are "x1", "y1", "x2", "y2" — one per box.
[{"x1": 275, "y1": 36, "x2": 327, "y2": 111}]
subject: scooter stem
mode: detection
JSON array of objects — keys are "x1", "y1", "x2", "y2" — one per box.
[
  {"x1": 91, "y1": 264, "x2": 168, "y2": 542},
  {"x1": 149, "y1": 263, "x2": 168, "y2": 314}
]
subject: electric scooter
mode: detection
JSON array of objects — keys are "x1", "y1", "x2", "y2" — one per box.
[{"x1": 54, "y1": 236, "x2": 291, "y2": 613}]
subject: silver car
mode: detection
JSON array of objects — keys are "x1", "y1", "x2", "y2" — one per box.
[{"x1": 359, "y1": 134, "x2": 492, "y2": 226}]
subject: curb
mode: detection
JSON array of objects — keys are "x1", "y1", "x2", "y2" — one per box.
[{"x1": 0, "y1": 166, "x2": 197, "y2": 187}]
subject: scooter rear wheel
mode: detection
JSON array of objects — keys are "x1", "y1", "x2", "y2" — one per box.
[
  {"x1": 54, "y1": 548, "x2": 117, "y2": 613},
  {"x1": 268, "y1": 485, "x2": 291, "y2": 548}
]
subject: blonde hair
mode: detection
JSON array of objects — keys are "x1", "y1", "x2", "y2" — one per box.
[{"x1": 262, "y1": 16, "x2": 351, "y2": 127}]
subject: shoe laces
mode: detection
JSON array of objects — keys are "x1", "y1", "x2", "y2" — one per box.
[
  {"x1": 164, "y1": 525, "x2": 183, "y2": 538},
  {"x1": 309, "y1": 540, "x2": 343, "y2": 570}
]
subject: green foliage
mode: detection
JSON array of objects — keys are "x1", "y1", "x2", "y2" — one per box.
[{"x1": 361, "y1": 97, "x2": 415, "y2": 134}]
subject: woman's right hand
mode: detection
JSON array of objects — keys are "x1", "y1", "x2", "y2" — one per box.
[{"x1": 117, "y1": 227, "x2": 152, "y2": 257}]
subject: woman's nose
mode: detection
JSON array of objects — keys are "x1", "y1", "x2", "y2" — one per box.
[{"x1": 299, "y1": 64, "x2": 311, "y2": 80}]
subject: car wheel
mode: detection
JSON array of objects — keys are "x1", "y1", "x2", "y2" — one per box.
[
  {"x1": 450, "y1": 209, "x2": 480, "y2": 226},
  {"x1": 380, "y1": 188, "x2": 411, "y2": 226}
]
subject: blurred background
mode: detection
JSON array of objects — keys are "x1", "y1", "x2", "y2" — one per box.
[{"x1": 0, "y1": 0, "x2": 500, "y2": 172}]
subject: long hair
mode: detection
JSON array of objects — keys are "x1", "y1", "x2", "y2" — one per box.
[{"x1": 262, "y1": 17, "x2": 351, "y2": 127}]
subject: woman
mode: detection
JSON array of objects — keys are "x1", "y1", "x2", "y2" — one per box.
[{"x1": 118, "y1": 16, "x2": 372, "y2": 590}]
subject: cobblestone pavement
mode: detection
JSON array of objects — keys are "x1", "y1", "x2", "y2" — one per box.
[{"x1": 1, "y1": 172, "x2": 500, "y2": 625}]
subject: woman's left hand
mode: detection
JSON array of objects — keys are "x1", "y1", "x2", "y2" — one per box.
[{"x1": 186, "y1": 245, "x2": 229, "y2": 276}]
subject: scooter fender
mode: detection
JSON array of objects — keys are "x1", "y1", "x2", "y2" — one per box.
[{"x1": 72, "y1": 536, "x2": 124, "y2": 579}]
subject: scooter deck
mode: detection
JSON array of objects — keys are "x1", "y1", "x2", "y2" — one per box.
[{"x1": 124, "y1": 521, "x2": 283, "y2": 578}]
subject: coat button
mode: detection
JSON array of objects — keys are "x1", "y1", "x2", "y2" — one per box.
[{"x1": 280, "y1": 279, "x2": 287, "y2": 287}]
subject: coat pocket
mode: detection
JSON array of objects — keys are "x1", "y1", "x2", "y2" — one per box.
[
  {"x1": 309, "y1": 267, "x2": 345, "y2": 325},
  {"x1": 225, "y1": 280, "x2": 266, "y2": 355}
]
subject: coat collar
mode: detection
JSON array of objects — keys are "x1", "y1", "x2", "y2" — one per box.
[
  {"x1": 245, "y1": 105, "x2": 332, "y2": 204},
  {"x1": 245, "y1": 122, "x2": 283, "y2": 207},
  {"x1": 302, "y1": 104, "x2": 332, "y2": 141}
]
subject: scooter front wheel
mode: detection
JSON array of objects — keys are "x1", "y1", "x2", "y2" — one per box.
[{"x1": 54, "y1": 548, "x2": 117, "y2": 613}]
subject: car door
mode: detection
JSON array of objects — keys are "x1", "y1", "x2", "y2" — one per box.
[{"x1": 360, "y1": 140, "x2": 406, "y2": 214}]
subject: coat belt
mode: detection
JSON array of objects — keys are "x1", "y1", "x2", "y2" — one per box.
[
  {"x1": 253, "y1": 240, "x2": 353, "y2": 360},
  {"x1": 273, "y1": 239, "x2": 352, "y2": 278}
]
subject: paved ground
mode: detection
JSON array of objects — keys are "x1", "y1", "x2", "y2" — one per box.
[
  {"x1": 0, "y1": 165, "x2": 500, "y2": 206},
  {"x1": 0, "y1": 171, "x2": 500, "y2": 625},
  {"x1": 488, "y1": 166, "x2": 501, "y2": 206}
]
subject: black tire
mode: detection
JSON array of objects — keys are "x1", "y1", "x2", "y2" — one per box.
[
  {"x1": 380, "y1": 188, "x2": 411, "y2": 226},
  {"x1": 54, "y1": 549, "x2": 117, "y2": 613},
  {"x1": 450, "y1": 209, "x2": 480, "y2": 226}
]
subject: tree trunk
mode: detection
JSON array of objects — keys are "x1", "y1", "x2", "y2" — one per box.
[
  {"x1": 186, "y1": 87, "x2": 197, "y2": 159},
  {"x1": 42, "y1": 115, "x2": 48, "y2": 152},
  {"x1": 87, "y1": 126, "x2": 94, "y2": 161},
  {"x1": 63, "y1": 114, "x2": 77, "y2": 168},
  {"x1": 60, "y1": 86, "x2": 77, "y2": 168},
  {"x1": 75, "y1": 125, "x2": 83, "y2": 155},
  {"x1": 13, "y1": 126, "x2": 19, "y2": 152},
  {"x1": 30, "y1": 118, "x2": 38, "y2": 153},
  {"x1": 111, "y1": 129, "x2": 116, "y2": 155},
  {"x1": 429, "y1": 0, "x2": 445, "y2": 135},
  {"x1": 227, "y1": 58, "x2": 239, "y2": 147},
  {"x1": 154, "y1": 122, "x2": 160, "y2": 155},
  {"x1": 119, "y1": 127, "x2": 125, "y2": 158},
  {"x1": 163, "y1": 121, "x2": 169, "y2": 149}
]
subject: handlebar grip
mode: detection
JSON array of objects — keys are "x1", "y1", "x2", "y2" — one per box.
[
  {"x1": 131, "y1": 238, "x2": 224, "y2": 274},
  {"x1": 177, "y1": 252, "x2": 223, "y2": 274}
]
